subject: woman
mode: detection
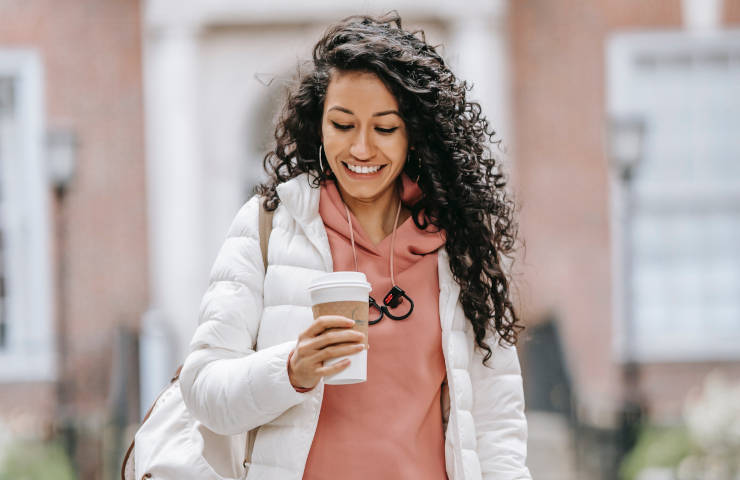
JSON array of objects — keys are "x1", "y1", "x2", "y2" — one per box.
[{"x1": 180, "y1": 11, "x2": 532, "y2": 480}]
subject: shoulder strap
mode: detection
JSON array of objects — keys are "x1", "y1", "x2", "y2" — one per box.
[
  {"x1": 258, "y1": 197, "x2": 275, "y2": 272},
  {"x1": 240, "y1": 196, "x2": 274, "y2": 470}
]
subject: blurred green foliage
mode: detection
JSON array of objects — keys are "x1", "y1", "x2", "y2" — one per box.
[
  {"x1": 619, "y1": 425, "x2": 694, "y2": 480},
  {"x1": 0, "y1": 439, "x2": 75, "y2": 480}
]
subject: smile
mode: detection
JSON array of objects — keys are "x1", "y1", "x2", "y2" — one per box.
[{"x1": 342, "y1": 162, "x2": 386, "y2": 176}]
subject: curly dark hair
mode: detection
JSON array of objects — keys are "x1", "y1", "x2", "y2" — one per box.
[{"x1": 256, "y1": 10, "x2": 524, "y2": 365}]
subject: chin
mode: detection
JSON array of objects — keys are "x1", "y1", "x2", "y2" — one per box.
[
  {"x1": 334, "y1": 176, "x2": 393, "y2": 202},
  {"x1": 339, "y1": 184, "x2": 384, "y2": 201}
]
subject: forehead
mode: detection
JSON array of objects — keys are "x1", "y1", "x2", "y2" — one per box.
[{"x1": 324, "y1": 70, "x2": 399, "y2": 113}]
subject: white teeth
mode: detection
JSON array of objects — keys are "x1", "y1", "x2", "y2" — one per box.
[{"x1": 346, "y1": 163, "x2": 381, "y2": 174}]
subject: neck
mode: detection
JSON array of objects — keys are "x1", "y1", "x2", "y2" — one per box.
[{"x1": 337, "y1": 181, "x2": 405, "y2": 245}]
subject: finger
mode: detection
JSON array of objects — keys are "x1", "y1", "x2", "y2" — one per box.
[
  {"x1": 303, "y1": 315, "x2": 355, "y2": 338},
  {"x1": 310, "y1": 343, "x2": 365, "y2": 363},
  {"x1": 311, "y1": 329, "x2": 366, "y2": 350},
  {"x1": 316, "y1": 358, "x2": 351, "y2": 377}
]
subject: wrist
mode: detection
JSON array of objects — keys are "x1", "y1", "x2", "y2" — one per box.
[{"x1": 287, "y1": 349, "x2": 315, "y2": 393}]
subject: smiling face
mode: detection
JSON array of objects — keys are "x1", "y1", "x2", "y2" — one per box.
[{"x1": 320, "y1": 70, "x2": 409, "y2": 205}]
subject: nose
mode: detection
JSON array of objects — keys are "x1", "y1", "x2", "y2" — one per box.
[{"x1": 349, "y1": 128, "x2": 374, "y2": 160}]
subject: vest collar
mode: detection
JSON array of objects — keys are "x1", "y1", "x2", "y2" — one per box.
[
  {"x1": 275, "y1": 173, "x2": 333, "y2": 271},
  {"x1": 275, "y1": 173, "x2": 321, "y2": 225}
]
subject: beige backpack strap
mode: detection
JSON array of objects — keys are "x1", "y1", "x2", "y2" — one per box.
[
  {"x1": 258, "y1": 197, "x2": 275, "y2": 272},
  {"x1": 244, "y1": 197, "x2": 274, "y2": 470}
]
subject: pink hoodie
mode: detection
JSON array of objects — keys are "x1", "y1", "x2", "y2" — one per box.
[{"x1": 301, "y1": 173, "x2": 448, "y2": 479}]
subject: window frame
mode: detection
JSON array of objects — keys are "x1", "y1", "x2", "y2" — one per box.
[
  {"x1": 607, "y1": 30, "x2": 740, "y2": 363},
  {"x1": 0, "y1": 49, "x2": 56, "y2": 381},
  {"x1": 606, "y1": 30, "x2": 740, "y2": 362}
]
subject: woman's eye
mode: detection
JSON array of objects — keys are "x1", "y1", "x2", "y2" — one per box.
[
  {"x1": 331, "y1": 121, "x2": 352, "y2": 130},
  {"x1": 376, "y1": 127, "x2": 398, "y2": 134}
]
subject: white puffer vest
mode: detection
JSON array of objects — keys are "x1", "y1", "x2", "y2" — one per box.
[{"x1": 179, "y1": 173, "x2": 532, "y2": 480}]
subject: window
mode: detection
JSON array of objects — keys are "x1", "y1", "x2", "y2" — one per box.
[
  {"x1": 0, "y1": 49, "x2": 55, "y2": 381},
  {"x1": 608, "y1": 31, "x2": 740, "y2": 362}
]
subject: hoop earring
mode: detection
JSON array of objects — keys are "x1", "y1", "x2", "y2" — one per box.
[{"x1": 318, "y1": 144, "x2": 325, "y2": 173}]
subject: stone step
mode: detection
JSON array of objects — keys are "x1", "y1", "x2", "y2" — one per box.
[{"x1": 526, "y1": 410, "x2": 579, "y2": 479}]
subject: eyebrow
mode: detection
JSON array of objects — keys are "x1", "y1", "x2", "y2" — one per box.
[{"x1": 328, "y1": 106, "x2": 401, "y2": 118}]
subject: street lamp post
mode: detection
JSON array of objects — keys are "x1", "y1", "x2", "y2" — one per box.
[
  {"x1": 46, "y1": 127, "x2": 78, "y2": 471},
  {"x1": 607, "y1": 115, "x2": 647, "y2": 473}
]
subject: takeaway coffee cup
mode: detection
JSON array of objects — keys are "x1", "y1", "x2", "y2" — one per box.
[{"x1": 307, "y1": 272, "x2": 371, "y2": 385}]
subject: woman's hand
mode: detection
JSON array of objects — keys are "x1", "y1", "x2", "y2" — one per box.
[{"x1": 288, "y1": 315, "x2": 366, "y2": 390}]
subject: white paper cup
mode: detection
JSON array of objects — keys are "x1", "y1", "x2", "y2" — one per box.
[{"x1": 308, "y1": 272, "x2": 371, "y2": 385}]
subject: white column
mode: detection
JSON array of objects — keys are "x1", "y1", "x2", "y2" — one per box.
[
  {"x1": 681, "y1": 0, "x2": 724, "y2": 32},
  {"x1": 141, "y1": 23, "x2": 205, "y2": 411},
  {"x1": 446, "y1": 0, "x2": 512, "y2": 159}
]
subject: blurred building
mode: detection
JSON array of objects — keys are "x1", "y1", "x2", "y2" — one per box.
[
  {"x1": 0, "y1": 0, "x2": 147, "y2": 478},
  {"x1": 513, "y1": 1, "x2": 740, "y2": 478},
  {"x1": 1, "y1": 0, "x2": 739, "y2": 479}
]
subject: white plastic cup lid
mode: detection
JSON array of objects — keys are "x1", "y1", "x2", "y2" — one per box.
[{"x1": 307, "y1": 271, "x2": 371, "y2": 292}]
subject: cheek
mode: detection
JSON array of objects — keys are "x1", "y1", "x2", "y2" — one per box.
[
  {"x1": 321, "y1": 132, "x2": 343, "y2": 159},
  {"x1": 378, "y1": 135, "x2": 407, "y2": 156}
]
